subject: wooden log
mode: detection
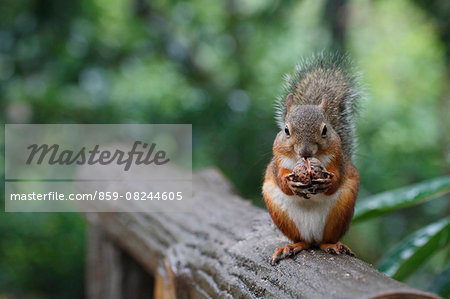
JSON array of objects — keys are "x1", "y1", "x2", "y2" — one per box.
[
  {"x1": 84, "y1": 168, "x2": 440, "y2": 299},
  {"x1": 86, "y1": 227, "x2": 154, "y2": 298}
]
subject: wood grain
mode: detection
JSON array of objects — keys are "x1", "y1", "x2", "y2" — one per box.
[{"x1": 84, "y1": 168, "x2": 440, "y2": 299}]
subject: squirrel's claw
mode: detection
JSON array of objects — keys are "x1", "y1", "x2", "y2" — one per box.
[
  {"x1": 284, "y1": 173, "x2": 296, "y2": 181},
  {"x1": 270, "y1": 247, "x2": 292, "y2": 265},
  {"x1": 311, "y1": 178, "x2": 332, "y2": 184},
  {"x1": 310, "y1": 176, "x2": 333, "y2": 193},
  {"x1": 288, "y1": 181, "x2": 310, "y2": 188},
  {"x1": 319, "y1": 242, "x2": 355, "y2": 257},
  {"x1": 311, "y1": 174, "x2": 333, "y2": 185},
  {"x1": 270, "y1": 242, "x2": 310, "y2": 265},
  {"x1": 286, "y1": 180, "x2": 311, "y2": 198}
]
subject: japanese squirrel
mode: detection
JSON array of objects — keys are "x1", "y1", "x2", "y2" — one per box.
[{"x1": 262, "y1": 53, "x2": 361, "y2": 265}]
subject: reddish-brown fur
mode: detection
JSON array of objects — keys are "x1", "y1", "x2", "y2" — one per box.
[
  {"x1": 263, "y1": 150, "x2": 359, "y2": 245},
  {"x1": 323, "y1": 163, "x2": 359, "y2": 243},
  {"x1": 266, "y1": 58, "x2": 360, "y2": 264}
]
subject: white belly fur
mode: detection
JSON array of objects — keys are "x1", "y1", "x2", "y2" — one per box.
[{"x1": 265, "y1": 180, "x2": 341, "y2": 244}]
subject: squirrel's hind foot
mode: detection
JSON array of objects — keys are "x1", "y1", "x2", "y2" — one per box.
[
  {"x1": 319, "y1": 242, "x2": 355, "y2": 257},
  {"x1": 270, "y1": 241, "x2": 310, "y2": 265}
]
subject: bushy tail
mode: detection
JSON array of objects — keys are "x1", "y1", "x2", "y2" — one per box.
[{"x1": 275, "y1": 52, "x2": 363, "y2": 158}]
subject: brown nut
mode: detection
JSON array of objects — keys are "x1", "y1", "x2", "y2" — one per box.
[
  {"x1": 309, "y1": 158, "x2": 334, "y2": 181},
  {"x1": 292, "y1": 159, "x2": 311, "y2": 185},
  {"x1": 309, "y1": 158, "x2": 327, "y2": 179},
  {"x1": 289, "y1": 157, "x2": 334, "y2": 186}
]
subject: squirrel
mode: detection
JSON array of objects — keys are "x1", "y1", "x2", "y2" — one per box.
[{"x1": 262, "y1": 53, "x2": 361, "y2": 265}]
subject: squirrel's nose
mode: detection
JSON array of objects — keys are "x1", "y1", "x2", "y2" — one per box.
[
  {"x1": 300, "y1": 152, "x2": 312, "y2": 159},
  {"x1": 299, "y1": 144, "x2": 318, "y2": 158}
]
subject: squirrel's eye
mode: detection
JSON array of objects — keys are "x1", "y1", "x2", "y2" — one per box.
[
  {"x1": 284, "y1": 125, "x2": 290, "y2": 137},
  {"x1": 321, "y1": 125, "x2": 327, "y2": 137}
]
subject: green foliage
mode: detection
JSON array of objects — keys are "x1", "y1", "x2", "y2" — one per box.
[
  {"x1": 0, "y1": 212, "x2": 86, "y2": 298},
  {"x1": 427, "y1": 265, "x2": 450, "y2": 298},
  {"x1": 377, "y1": 217, "x2": 449, "y2": 281},
  {"x1": 354, "y1": 177, "x2": 449, "y2": 296},
  {"x1": 354, "y1": 176, "x2": 450, "y2": 222}
]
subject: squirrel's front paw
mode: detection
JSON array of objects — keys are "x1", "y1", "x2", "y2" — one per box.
[
  {"x1": 286, "y1": 179, "x2": 311, "y2": 198},
  {"x1": 308, "y1": 176, "x2": 333, "y2": 194},
  {"x1": 286, "y1": 176, "x2": 331, "y2": 197},
  {"x1": 285, "y1": 158, "x2": 335, "y2": 196}
]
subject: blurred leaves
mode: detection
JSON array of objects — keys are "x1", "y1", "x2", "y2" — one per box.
[
  {"x1": 0, "y1": 212, "x2": 86, "y2": 298},
  {"x1": 427, "y1": 265, "x2": 450, "y2": 297},
  {"x1": 354, "y1": 176, "x2": 450, "y2": 222},
  {"x1": 0, "y1": 0, "x2": 449, "y2": 297},
  {"x1": 354, "y1": 175, "x2": 450, "y2": 293},
  {"x1": 377, "y1": 217, "x2": 449, "y2": 281}
]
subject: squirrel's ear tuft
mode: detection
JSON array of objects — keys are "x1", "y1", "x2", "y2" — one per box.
[
  {"x1": 319, "y1": 94, "x2": 328, "y2": 111},
  {"x1": 286, "y1": 93, "x2": 294, "y2": 113}
]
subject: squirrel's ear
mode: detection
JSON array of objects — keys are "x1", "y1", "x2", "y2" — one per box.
[
  {"x1": 319, "y1": 94, "x2": 328, "y2": 111},
  {"x1": 286, "y1": 93, "x2": 294, "y2": 112}
]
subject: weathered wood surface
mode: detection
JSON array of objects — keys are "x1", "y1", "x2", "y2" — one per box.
[
  {"x1": 84, "y1": 168, "x2": 440, "y2": 299},
  {"x1": 86, "y1": 227, "x2": 154, "y2": 299}
]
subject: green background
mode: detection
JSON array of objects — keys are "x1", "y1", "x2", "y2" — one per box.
[{"x1": 0, "y1": 0, "x2": 449, "y2": 297}]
